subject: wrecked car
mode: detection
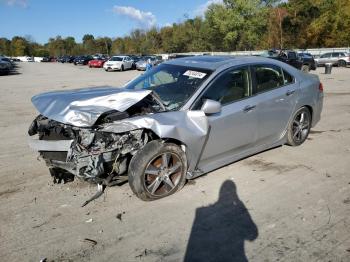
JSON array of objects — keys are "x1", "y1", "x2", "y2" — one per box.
[{"x1": 28, "y1": 56, "x2": 323, "y2": 201}]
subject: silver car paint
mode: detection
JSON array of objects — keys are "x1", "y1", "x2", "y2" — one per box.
[
  {"x1": 30, "y1": 56, "x2": 323, "y2": 178},
  {"x1": 31, "y1": 87, "x2": 151, "y2": 127},
  {"x1": 100, "y1": 110, "x2": 209, "y2": 173}
]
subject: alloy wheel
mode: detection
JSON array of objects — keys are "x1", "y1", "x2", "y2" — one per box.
[
  {"x1": 292, "y1": 111, "x2": 310, "y2": 143},
  {"x1": 143, "y1": 152, "x2": 183, "y2": 197}
]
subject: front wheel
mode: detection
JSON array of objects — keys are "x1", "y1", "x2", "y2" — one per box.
[
  {"x1": 128, "y1": 140, "x2": 187, "y2": 201},
  {"x1": 286, "y1": 107, "x2": 311, "y2": 146},
  {"x1": 301, "y1": 64, "x2": 310, "y2": 73},
  {"x1": 121, "y1": 65, "x2": 124, "y2": 71}
]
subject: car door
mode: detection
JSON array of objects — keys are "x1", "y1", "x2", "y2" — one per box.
[
  {"x1": 331, "y1": 52, "x2": 340, "y2": 64},
  {"x1": 318, "y1": 53, "x2": 331, "y2": 65},
  {"x1": 194, "y1": 66, "x2": 259, "y2": 169},
  {"x1": 287, "y1": 51, "x2": 301, "y2": 69},
  {"x1": 125, "y1": 57, "x2": 131, "y2": 69},
  {"x1": 251, "y1": 64, "x2": 298, "y2": 146}
]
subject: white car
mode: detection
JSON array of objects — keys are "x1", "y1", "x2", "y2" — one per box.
[{"x1": 103, "y1": 56, "x2": 134, "y2": 72}]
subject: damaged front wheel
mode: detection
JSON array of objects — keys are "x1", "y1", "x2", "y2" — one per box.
[{"x1": 128, "y1": 140, "x2": 187, "y2": 201}]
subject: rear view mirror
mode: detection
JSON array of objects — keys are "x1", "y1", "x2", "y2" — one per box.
[{"x1": 201, "y1": 99, "x2": 221, "y2": 115}]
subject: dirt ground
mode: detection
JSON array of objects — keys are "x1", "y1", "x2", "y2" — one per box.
[{"x1": 0, "y1": 62, "x2": 349, "y2": 262}]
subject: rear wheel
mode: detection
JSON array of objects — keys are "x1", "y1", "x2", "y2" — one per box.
[
  {"x1": 128, "y1": 140, "x2": 187, "y2": 201},
  {"x1": 287, "y1": 107, "x2": 311, "y2": 146},
  {"x1": 338, "y1": 60, "x2": 347, "y2": 67}
]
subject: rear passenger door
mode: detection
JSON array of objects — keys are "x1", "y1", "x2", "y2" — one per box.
[
  {"x1": 252, "y1": 64, "x2": 298, "y2": 146},
  {"x1": 331, "y1": 53, "x2": 340, "y2": 64}
]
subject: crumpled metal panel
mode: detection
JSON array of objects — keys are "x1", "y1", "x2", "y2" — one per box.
[
  {"x1": 31, "y1": 86, "x2": 151, "y2": 127},
  {"x1": 101, "y1": 110, "x2": 209, "y2": 172},
  {"x1": 28, "y1": 135, "x2": 73, "y2": 151}
]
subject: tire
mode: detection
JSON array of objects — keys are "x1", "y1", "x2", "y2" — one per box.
[
  {"x1": 121, "y1": 65, "x2": 124, "y2": 72},
  {"x1": 301, "y1": 64, "x2": 310, "y2": 73},
  {"x1": 286, "y1": 107, "x2": 311, "y2": 146},
  {"x1": 105, "y1": 68, "x2": 109, "y2": 72},
  {"x1": 338, "y1": 60, "x2": 347, "y2": 67},
  {"x1": 89, "y1": 65, "x2": 92, "y2": 68},
  {"x1": 128, "y1": 140, "x2": 187, "y2": 201}
]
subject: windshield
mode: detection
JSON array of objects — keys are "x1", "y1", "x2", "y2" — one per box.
[
  {"x1": 110, "y1": 57, "x2": 123, "y2": 61},
  {"x1": 125, "y1": 64, "x2": 212, "y2": 111}
]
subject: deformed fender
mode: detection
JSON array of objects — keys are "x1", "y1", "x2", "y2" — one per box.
[{"x1": 101, "y1": 110, "x2": 209, "y2": 172}]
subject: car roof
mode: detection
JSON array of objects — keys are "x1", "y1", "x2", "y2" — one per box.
[{"x1": 163, "y1": 55, "x2": 283, "y2": 70}]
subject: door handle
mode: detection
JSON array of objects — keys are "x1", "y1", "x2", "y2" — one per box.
[
  {"x1": 286, "y1": 90, "x2": 295, "y2": 96},
  {"x1": 243, "y1": 105, "x2": 256, "y2": 112}
]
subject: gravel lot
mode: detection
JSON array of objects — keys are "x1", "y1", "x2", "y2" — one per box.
[{"x1": 0, "y1": 62, "x2": 349, "y2": 262}]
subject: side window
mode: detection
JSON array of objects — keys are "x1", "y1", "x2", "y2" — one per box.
[
  {"x1": 253, "y1": 65, "x2": 284, "y2": 94},
  {"x1": 283, "y1": 70, "x2": 294, "y2": 85},
  {"x1": 332, "y1": 53, "x2": 339, "y2": 58},
  {"x1": 287, "y1": 52, "x2": 297, "y2": 60},
  {"x1": 321, "y1": 53, "x2": 331, "y2": 58},
  {"x1": 196, "y1": 67, "x2": 250, "y2": 107}
]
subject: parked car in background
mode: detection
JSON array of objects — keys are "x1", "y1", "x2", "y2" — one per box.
[
  {"x1": 10, "y1": 58, "x2": 21, "y2": 62},
  {"x1": 135, "y1": 56, "x2": 163, "y2": 71},
  {"x1": 1, "y1": 57, "x2": 15, "y2": 67},
  {"x1": 314, "y1": 52, "x2": 350, "y2": 67},
  {"x1": 73, "y1": 56, "x2": 93, "y2": 65},
  {"x1": 265, "y1": 50, "x2": 316, "y2": 72},
  {"x1": 41, "y1": 57, "x2": 55, "y2": 62},
  {"x1": 28, "y1": 56, "x2": 323, "y2": 201},
  {"x1": 88, "y1": 57, "x2": 107, "y2": 68},
  {"x1": 65, "y1": 56, "x2": 76, "y2": 63},
  {"x1": 103, "y1": 55, "x2": 134, "y2": 71},
  {"x1": 0, "y1": 57, "x2": 12, "y2": 75}
]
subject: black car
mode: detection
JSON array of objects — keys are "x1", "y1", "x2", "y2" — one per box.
[
  {"x1": 73, "y1": 56, "x2": 93, "y2": 65},
  {"x1": 266, "y1": 50, "x2": 316, "y2": 72}
]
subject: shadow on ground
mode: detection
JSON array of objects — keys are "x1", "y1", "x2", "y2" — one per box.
[{"x1": 184, "y1": 180, "x2": 258, "y2": 262}]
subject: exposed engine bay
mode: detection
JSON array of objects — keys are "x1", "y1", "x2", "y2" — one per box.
[{"x1": 28, "y1": 93, "x2": 162, "y2": 186}]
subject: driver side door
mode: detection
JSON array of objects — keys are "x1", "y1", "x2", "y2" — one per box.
[{"x1": 195, "y1": 66, "x2": 259, "y2": 171}]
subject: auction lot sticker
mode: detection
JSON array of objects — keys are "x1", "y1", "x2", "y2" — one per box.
[{"x1": 183, "y1": 70, "x2": 207, "y2": 79}]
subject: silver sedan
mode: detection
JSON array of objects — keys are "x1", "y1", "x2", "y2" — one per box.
[{"x1": 28, "y1": 56, "x2": 324, "y2": 201}]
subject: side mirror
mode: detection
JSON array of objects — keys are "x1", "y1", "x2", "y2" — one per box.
[{"x1": 201, "y1": 99, "x2": 221, "y2": 115}]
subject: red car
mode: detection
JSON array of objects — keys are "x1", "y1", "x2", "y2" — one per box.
[{"x1": 88, "y1": 58, "x2": 106, "y2": 68}]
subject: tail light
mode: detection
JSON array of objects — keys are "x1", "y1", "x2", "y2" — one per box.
[{"x1": 319, "y1": 82, "x2": 324, "y2": 92}]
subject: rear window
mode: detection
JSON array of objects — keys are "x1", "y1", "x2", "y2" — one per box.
[
  {"x1": 283, "y1": 70, "x2": 294, "y2": 85},
  {"x1": 110, "y1": 57, "x2": 123, "y2": 61}
]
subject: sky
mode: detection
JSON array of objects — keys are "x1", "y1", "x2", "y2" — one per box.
[{"x1": 0, "y1": 0, "x2": 223, "y2": 44}]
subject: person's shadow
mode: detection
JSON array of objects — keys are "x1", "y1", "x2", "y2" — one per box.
[{"x1": 184, "y1": 180, "x2": 258, "y2": 262}]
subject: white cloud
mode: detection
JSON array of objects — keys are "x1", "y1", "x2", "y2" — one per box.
[
  {"x1": 112, "y1": 5, "x2": 156, "y2": 28},
  {"x1": 194, "y1": 0, "x2": 223, "y2": 16},
  {"x1": 2, "y1": 0, "x2": 28, "y2": 8}
]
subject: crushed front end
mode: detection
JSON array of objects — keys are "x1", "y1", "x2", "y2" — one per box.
[
  {"x1": 28, "y1": 114, "x2": 153, "y2": 185},
  {"x1": 27, "y1": 88, "x2": 162, "y2": 186}
]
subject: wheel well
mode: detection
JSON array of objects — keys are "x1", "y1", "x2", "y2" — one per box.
[
  {"x1": 304, "y1": 105, "x2": 313, "y2": 121},
  {"x1": 143, "y1": 130, "x2": 186, "y2": 150}
]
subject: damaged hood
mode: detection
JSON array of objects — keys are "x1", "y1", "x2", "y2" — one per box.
[{"x1": 31, "y1": 86, "x2": 152, "y2": 127}]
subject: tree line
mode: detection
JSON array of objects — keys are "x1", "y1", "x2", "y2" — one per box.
[{"x1": 1, "y1": 0, "x2": 349, "y2": 57}]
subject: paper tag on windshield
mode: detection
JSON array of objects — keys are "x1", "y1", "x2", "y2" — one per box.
[{"x1": 183, "y1": 70, "x2": 206, "y2": 79}]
